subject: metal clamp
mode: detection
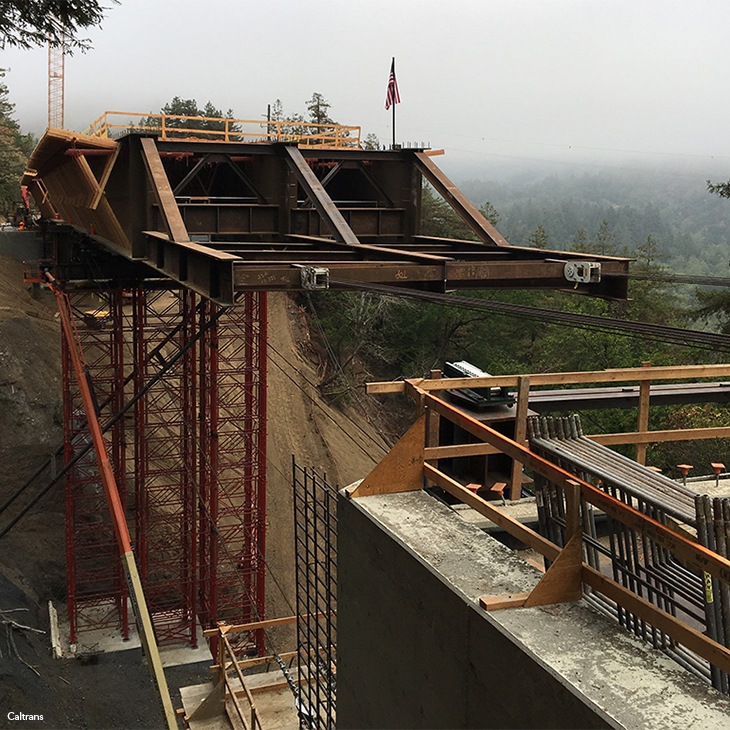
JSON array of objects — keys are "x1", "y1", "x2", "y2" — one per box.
[
  {"x1": 298, "y1": 266, "x2": 330, "y2": 290},
  {"x1": 564, "y1": 261, "x2": 601, "y2": 284}
]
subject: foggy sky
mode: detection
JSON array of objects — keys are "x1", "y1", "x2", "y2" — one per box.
[{"x1": 2, "y1": 0, "x2": 730, "y2": 181}]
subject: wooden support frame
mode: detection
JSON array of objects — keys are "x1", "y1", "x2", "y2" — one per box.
[
  {"x1": 509, "y1": 376, "x2": 531, "y2": 500},
  {"x1": 347, "y1": 415, "x2": 426, "y2": 498},
  {"x1": 90, "y1": 143, "x2": 121, "y2": 209},
  {"x1": 351, "y1": 384, "x2": 730, "y2": 676},
  {"x1": 635, "y1": 361, "x2": 652, "y2": 465}
]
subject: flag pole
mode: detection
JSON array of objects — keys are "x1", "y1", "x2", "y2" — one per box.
[{"x1": 392, "y1": 57, "x2": 396, "y2": 148}]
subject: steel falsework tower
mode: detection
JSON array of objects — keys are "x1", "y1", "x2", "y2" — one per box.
[{"x1": 62, "y1": 285, "x2": 267, "y2": 651}]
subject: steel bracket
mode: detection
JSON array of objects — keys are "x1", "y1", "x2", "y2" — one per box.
[
  {"x1": 564, "y1": 261, "x2": 601, "y2": 284},
  {"x1": 298, "y1": 265, "x2": 330, "y2": 290}
]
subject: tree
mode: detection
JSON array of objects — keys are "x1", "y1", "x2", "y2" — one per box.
[
  {"x1": 0, "y1": 69, "x2": 33, "y2": 217},
  {"x1": 528, "y1": 224, "x2": 549, "y2": 249},
  {"x1": 707, "y1": 180, "x2": 730, "y2": 199},
  {"x1": 306, "y1": 92, "x2": 334, "y2": 126},
  {"x1": 139, "y1": 97, "x2": 239, "y2": 139},
  {"x1": 595, "y1": 219, "x2": 616, "y2": 255},
  {"x1": 480, "y1": 201, "x2": 500, "y2": 226},
  {"x1": 0, "y1": 0, "x2": 117, "y2": 52},
  {"x1": 362, "y1": 133, "x2": 381, "y2": 150},
  {"x1": 420, "y1": 184, "x2": 477, "y2": 240}
]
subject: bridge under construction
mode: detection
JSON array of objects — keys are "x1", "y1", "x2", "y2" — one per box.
[
  {"x1": 17, "y1": 114, "x2": 631, "y2": 655},
  {"x1": 17, "y1": 113, "x2": 730, "y2": 727}
]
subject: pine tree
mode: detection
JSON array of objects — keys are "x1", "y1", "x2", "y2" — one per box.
[
  {"x1": 0, "y1": 70, "x2": 32, "y2": 217},
  {"x1": 528, "y1": 224, "x2": 549, "y2": 249}
]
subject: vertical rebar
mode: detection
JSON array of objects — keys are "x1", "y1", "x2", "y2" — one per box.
[{"x1": 696, "y1": 494, "x2": 724, "y2": 691}]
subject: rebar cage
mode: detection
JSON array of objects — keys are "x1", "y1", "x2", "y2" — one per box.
[
  {"x1": 529, "y1": 414, "x2": 730, "y2": 693},
  {"x1": 293, "y1": 461, "x2": 337, "y2": 730}
]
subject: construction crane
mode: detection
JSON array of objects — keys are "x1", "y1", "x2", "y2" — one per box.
[{"x1": 47, "y1": 23, "x2": 64, "y2": 128}]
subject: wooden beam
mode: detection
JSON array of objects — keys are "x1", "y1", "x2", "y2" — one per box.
[
  {"x1": 425, "y1": 392, "x2": 730, "y2": 585},
  {"x1": 509, "y1": 376, "x2": 531, "y2": 500},
  {"x1": 589, "y1": 426, "x2": 730, "y2": 445},
  {"x1": 424, "y1": 443, "x2": 500, "y2": 459},
  {"x1": 367, "y1": 363, "x2": 730, "y2": 395},
  {"x1": 424, "y1": 464, "x2": 558, "y2": 559},
  {"x1": 205, "y1": 614, "x2": 299, "y2": 637},
  {"x1": 348, "y1": 415, "x2": 426, "y2": 498},
  {"x1": 583, "y1": 565, "x2": 730, "y2": 676},
  {"x1": 90, "y1": 143, "x2": 121, "y2": 210},
  {"x1": 479, "y1": 592, "x2": 531, "y2": 611},
  {"x1": 636, "y1": 361, "x2": 652, "y2": 465},
  {"x1": 210, "y1": 650, "x2": 298, "y2": 673},
  {"x1": 140, "y1": 137, "x2": 190, "y2": 243}
]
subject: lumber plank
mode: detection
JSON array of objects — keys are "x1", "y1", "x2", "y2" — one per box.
[
  {"x1": 479, "y1": 592, "x2": 530, "y2": 611},
  {"x1": 424, "y1": 464, "x2": 559, "y2": 559},
  {"x1": 424, "y1": 443, "x2": 500, "y2": 459},
  {"x1": 368, "y1": 363, "x2": 730, "y2": 395}
]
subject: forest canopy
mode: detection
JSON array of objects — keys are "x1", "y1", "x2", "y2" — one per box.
[{"x1": 0, "y1": 0, "x2": 117, "y2": 52}]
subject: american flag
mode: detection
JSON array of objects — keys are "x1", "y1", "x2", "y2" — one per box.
[{"x1": 385, "y1": 58, "x2": 401, "y2": 110}]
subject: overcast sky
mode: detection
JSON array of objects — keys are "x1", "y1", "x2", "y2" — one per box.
[{"x1": 2, "y1": 0, "x2": 730, "y2": 180}]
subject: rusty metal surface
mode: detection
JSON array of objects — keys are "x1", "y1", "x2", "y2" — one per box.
[{"x1": 25, "y1": 131, "x2": 632, "y2": 303}]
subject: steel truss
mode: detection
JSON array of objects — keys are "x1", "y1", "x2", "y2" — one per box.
[{"x1": 62, "y1": 285, "x2": 267, "y2": 650}]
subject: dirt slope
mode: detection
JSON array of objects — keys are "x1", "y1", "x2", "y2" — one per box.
[
  {"x1": 265, "y1": 292, "x2": 389, "y2": 624},
  {"x1": 0, "y1": 257, "x2": 392, "y2": 725}
]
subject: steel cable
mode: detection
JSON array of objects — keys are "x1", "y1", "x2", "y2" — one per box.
[{"x1": 330, "y1": 278, "x2": 730, "y2": 353}]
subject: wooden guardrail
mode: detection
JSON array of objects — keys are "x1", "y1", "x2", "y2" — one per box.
[
  {"x1": 368, "y1": 364, "x2": 730, "y2": 496},
  {"x1": 349, "y1": 384, "x2": 730, "y2": 678},
  {"x1": 84, "y1": 111, "x2": 362, "y2": 149}
]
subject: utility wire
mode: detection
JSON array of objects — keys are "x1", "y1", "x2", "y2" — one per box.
[
  {"x1": 331, "y1": 278, "x2": 730, "y2": 354},
  {"x1": 266, "y1": 345, "x2": 385, "y2": 463},
  {"x1": 0, "y1": 301, "x2": 231, "y2": 539}
]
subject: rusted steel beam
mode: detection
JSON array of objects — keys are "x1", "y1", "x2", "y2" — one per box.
[
  {"x1": 143, "y1": 231, "x2": 237, "y2": 304},
  {"x1": 413, "y1": 151, "x2": 510, "y2": 247},
  {"x1": 282, "y1": 145, "x2": 361, "y2": 246},
  {"x1": 139, "y1": 137, "x2": 190, "y2": 243}
]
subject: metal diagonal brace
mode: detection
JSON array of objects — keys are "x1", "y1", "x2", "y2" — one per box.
[
  {"x1": 413, "y1": 151, "x2": 509, "y2": 247},
  {"x1": 281, "y1": 145, "x2": 361, "y2": 246}
]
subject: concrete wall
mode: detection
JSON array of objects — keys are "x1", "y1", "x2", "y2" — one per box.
[
  {"x1": 337, "y1": 489, "x2": 730, "y2": 730},
  {"x1": 337, "y1": 493, "x2": 613, "y2": 729}
]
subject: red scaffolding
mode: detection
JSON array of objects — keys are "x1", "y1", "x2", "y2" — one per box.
[
  {"x1": 198, "y1": 295, "x2": 268, "y2": 654},
  {"x1": 63, "y1": 288, "x2": 128, "y2": 644},
  {"x1": 62, "y1": 285, "x2": 267, "y2": 651}
]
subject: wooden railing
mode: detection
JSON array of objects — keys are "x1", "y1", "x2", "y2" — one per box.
[
  {"x1": 201, "y1": 616, "x2": 303, "y2": 730},
  {"x1": 349, "y1": 384, "x2": 730, "y2": 678},
  {"x1": 83, "y1": 111, "x2": 362, "y2": 148},
  {"x1": 368, "y1": 363, "x2": 730, "y2": 497}
]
